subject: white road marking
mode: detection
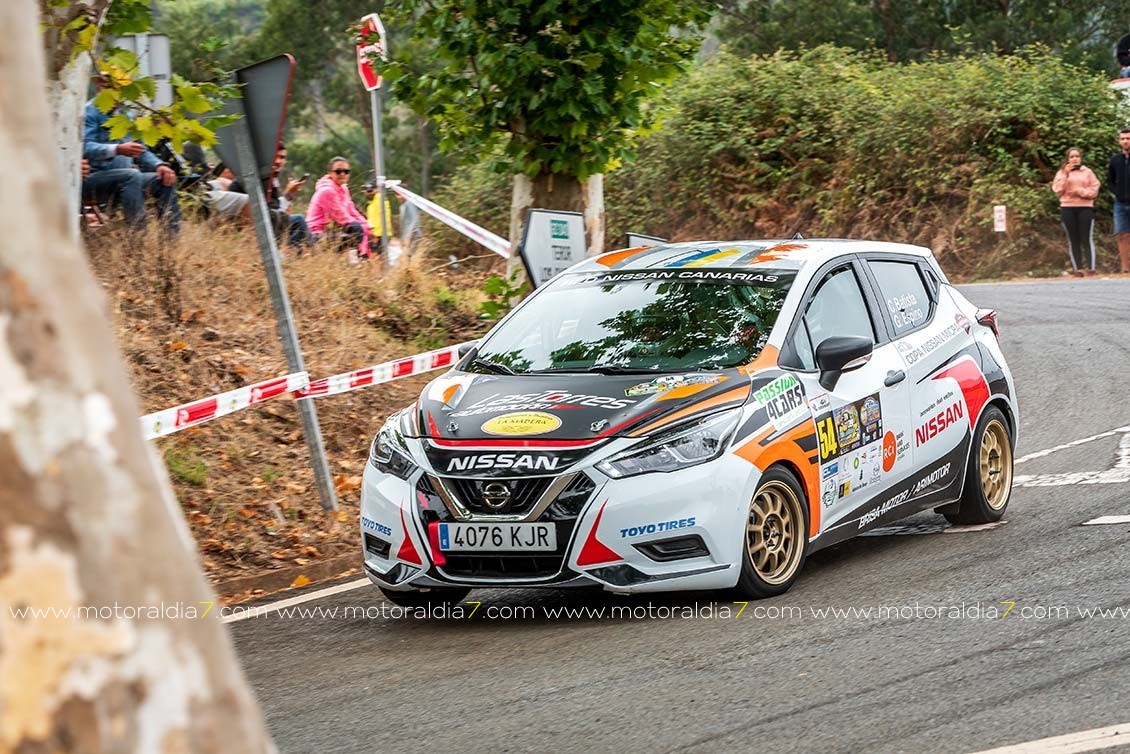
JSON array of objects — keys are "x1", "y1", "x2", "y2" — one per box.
[
  {"x1": 1015, "y1": 426, "x2": 1130, "y2": 465},
  {"x1": 1081, "y1": 515, "x2": 1130, "y2": 526},
  {"x1": 1115, "y1": 433, "x2": 1130, "y2": 470},
  {"x1": 222, "y1": 578, "x2": 370, "y2": 624},
  {"x1": 967, "y1": 723, "x2": 1130, "y2": 753},
  {"x1": 1012, "y1": 470, "x2": 1130, "y2": 488}
]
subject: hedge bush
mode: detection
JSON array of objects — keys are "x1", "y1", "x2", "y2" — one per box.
[
  {"x1": 434, "y1": 46, "x2": 1129, "y2": 279},
  {"x1": 607, "y1": 46, "x2": 1129, "y2": 278}
]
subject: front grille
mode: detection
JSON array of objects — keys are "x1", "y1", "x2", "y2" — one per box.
[
  {"x1": 444, "y1": 476, "x2": 555, "y2": 516},
  {"x1": 440, "y1": 521, "x2": 576, "y2": 580},
  {"x1": 415, "y1": 473, "x2": 600, "y2": 582}
]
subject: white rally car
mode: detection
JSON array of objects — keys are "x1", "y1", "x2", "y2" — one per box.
[{"x1": 361, "y1": 240, "x2": 1017, "y2": 604}]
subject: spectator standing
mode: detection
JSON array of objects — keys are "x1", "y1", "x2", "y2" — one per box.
[
  {"x1": 364, "y1": 181, "x2": 393, "y2": 241},
  {"x1": 82, "y1": 102, "x2": 180, "y2": 234},
  {"x1": 306, "y1": 157, "x2": 372, "y2": 263},
  {"x1": 1108, "y1": 129, "x2": 1130, "y2": 274},
  {"x1": 1052, "y1": 147, "x2": 1101, "y2": 276}
]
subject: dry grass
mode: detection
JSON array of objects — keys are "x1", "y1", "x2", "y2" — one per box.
[{"x1": 86, "y1": 219, "x2": 502, "y2": 592}]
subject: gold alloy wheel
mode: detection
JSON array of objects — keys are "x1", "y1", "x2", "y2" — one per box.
[
  {"x1": 746, "y1": 480, "x2": 804, "y2": 585},
  {"x1": 980, "y1": 418, "x2": 1013, "y2": 510}
]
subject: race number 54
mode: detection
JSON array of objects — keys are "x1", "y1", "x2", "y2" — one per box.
[{"x1": 817, "y1": 416, "x2": 838, "y2": 461}]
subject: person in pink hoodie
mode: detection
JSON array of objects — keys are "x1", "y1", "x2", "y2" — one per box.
[
  {"x1": 1052, "y1": 147, "x2": 1101, "y2": 276},
  {"x1": 306, "y1": 156, "x2": 372, "y2": 260}
]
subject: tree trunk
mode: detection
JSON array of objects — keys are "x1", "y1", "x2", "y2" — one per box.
[
  {"x1": 40, "y1": 0, "x2": 112, "y2": 240},
  {"x1": 1, "y1": 2, "x2": 276, "y2": 752},
  {"x1": 506, "y1": 170, "x2": 605, "y2": 276},
  {"x1": 308, "y1": 78, "x2": 327, "y2": 143}
]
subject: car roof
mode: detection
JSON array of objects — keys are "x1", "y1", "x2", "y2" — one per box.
[{"x1": 574, "y1": 239, "x2": 933, "y2": 274}]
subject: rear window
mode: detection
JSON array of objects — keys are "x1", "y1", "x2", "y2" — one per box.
[{"x1": 868, "y1": 260, "x2": 932, "y2": 335}]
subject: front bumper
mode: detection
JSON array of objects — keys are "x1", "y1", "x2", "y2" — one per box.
[{"x1": 359, "y1": 451, "x2": 760, "y2": 594}]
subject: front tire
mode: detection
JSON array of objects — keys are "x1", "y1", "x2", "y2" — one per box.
[
  {"x1": 734, "y1": 466, "x2": 809, "y2": 599},
  {"x1": 379, "y1": 586, "x2": 471, "y2": 609},
  {"x1": 944, "y1": 405, "x2": 1013, "y2": 525}
]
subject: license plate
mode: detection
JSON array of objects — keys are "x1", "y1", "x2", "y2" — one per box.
[{"x1": 437, "y1": 523, "x2": 556, "y2": 552}]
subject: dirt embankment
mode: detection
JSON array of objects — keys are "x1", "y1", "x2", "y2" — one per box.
[{"x1": 88, "y1": 222, "x2": 500, "y2": 600}]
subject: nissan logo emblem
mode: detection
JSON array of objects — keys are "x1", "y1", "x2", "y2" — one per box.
[{"x1": 481, "y1": 481, "x2": 512, "y2": 511}]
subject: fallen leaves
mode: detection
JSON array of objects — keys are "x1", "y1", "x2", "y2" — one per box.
[{"x1": 334, "y1": 474, "x2": 362, "y2": 493}]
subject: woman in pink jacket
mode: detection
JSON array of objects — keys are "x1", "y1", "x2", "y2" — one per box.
[
  {"x1": 1052, "y1": 147, "x2": 1101, "y2": 276},
  {"x1": 306, "y1": 156, "x2": 372, "y2": 261}
]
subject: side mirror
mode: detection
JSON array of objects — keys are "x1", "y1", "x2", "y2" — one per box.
[
  {"x1": 457, "y1": 341, "x2": 479, "y2": 358},
  {"x1": 815, "y1": 336, "x2": 873, "y2": 391}
]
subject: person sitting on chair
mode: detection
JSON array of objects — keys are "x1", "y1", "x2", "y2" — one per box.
[{"x1": 81, "y1": 99, "x2": 180, "y2": 235}]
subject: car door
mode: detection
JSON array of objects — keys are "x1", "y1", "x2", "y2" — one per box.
[
  {"x1": 861, "y1": 255, "x2": 979, "y2": 493},
  {"x1": 779, "y1": 259, "x2": 914, "y2": 530}
]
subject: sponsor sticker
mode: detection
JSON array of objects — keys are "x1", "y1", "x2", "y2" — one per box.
[
  {"x1": 452, "y1": 390, "x2": 634, "y2": 418},
  {"x1": 882, "y1": 431, "x2": 897, "y2": 472},
  {"x1": 619, "y1": 517, "x2": 697, "y2": 538},
  {"x1": 817, "y1": 393, "x2": 883, "y2": 463},
  {"x1": 822, "y1": 479, "x2": 837, "y2": 508},
  {"x1": 899, "y1": 322, "x2": 962, "y2": 366},
  {"x1": 916, "y1": 400, "x2": 964, "y2": 447},
  {"x1": 361, "y1": 517, "x2": 393, "y2": 537},
  {"x1": 753, "y1": 373, "x2": 808, "y2": 428},
  {"x1": 835, "y1": 404, "x2": 861, "y2": 447},
  {"x1": 560, "y1": 269, "x2": 793, "y2": 288},
  {"x1": 446, "y1": 453, "x2": 562, "y2": 473},
  {"x1": 481, "y1": 411, "x2": 562, "y2": 436},
  {"x1": 624, "y1": 373, "x2": 723, "y2": 398}
]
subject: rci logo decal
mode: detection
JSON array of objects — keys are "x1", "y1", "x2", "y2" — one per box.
[{"x1": 481, "y1": 411, "x2": 562, "y2": 436}]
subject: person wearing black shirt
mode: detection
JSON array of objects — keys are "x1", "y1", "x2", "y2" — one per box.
[
  {"x1": 1107, "y1": 129, "x2": 1130, "y2": 273},
  {"x1": 229, "y1": 143, "x2": 311, "y2": 250}
]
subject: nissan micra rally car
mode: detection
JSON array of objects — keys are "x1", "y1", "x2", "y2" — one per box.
[{"x1": 361, "y1": 240, "x2": 1017, "y2": 604}]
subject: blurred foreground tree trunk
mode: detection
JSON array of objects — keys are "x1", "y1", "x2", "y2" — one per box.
[{"x1": 0, "y1": 2, "x2": 276, "y2": 752}]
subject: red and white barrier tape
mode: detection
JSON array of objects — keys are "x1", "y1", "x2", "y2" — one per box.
[
  {"x1": 385, "y1": 180, "x2": 511, "y2": 259},
  {"x1": 140, "y1": 343, "x2": 472, "y2": 440},
  {"x1": 293, "y1": 343, "x2": 466, "y2": 399},
  {"x1": 140, "y1": 372, "x2": 309, "y2": 441}
]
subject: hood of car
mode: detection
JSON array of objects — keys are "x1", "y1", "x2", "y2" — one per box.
[{"x1": 411, "y1": 370, "x2": 751, "y2": 475}]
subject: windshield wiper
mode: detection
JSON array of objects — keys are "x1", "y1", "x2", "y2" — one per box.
[{"x1": 469, "y1": 357, "x2": 516, "y2": 375}]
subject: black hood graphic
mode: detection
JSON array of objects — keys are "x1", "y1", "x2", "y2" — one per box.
[{"x1": 413, "y1": 370, "x2": 750, "y2": 443}]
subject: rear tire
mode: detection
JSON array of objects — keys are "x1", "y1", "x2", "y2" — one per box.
[
  {"x1": 379, "y1": 586, "x2": 471, "y2": 609},
  {"x1": 944, "y1": 405, "x2": 1013, "y2": 525},
  {"x1": 733, "y1": 466, "x2": 809, "y2": 599}
]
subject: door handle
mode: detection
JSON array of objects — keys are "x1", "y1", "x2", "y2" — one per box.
[{"x1": 884, "y1": 369, "x2": 906, "y2": 387}]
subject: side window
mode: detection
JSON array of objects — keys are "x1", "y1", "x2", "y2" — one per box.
[
  {"x1": 789, "y1": 322, "x2": 816, "y2": 370},
  {"x1": 803, "y1": 266, "x2": 877, "y2": 353},
  {"x1": 869, "y1": 260, "x2": 932, "y2": 336}
]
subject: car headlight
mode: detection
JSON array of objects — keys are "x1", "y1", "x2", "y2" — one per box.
[
  {"x1": 596, "y1": 410, "x2": 741, "y2": 479},
  {"x1": 369, "y1": 424, "x2": 416, "y2": 480}
]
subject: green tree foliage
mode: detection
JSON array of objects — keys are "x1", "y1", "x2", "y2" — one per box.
[
  {"x1": 154, "y1": 0, "x2": 452, "y2": 195},
  {"x1": 377, "y1": 0, "x2": 710, "y2": 180},
  {"x1": 156, "y1": 0, "x2": 263, "y2": 82},
  {"x1": 604, "y1": 46, "x2": 1129, "y2": 277},
  {"x1": 715, "y1": 0, "x2": 1130, "y2": 74},
  {"x1": 43, "y1": 0, "x2": 237, "y2": 149}
]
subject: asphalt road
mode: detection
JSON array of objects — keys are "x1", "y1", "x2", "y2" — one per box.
[{"x1": 231, "y1": 277, "x2": 1130, "y2": 754}]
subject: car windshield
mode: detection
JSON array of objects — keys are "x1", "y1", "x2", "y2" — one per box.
[{"x1": 471, "y1": 269, "x2": 795, "y2": 374}]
